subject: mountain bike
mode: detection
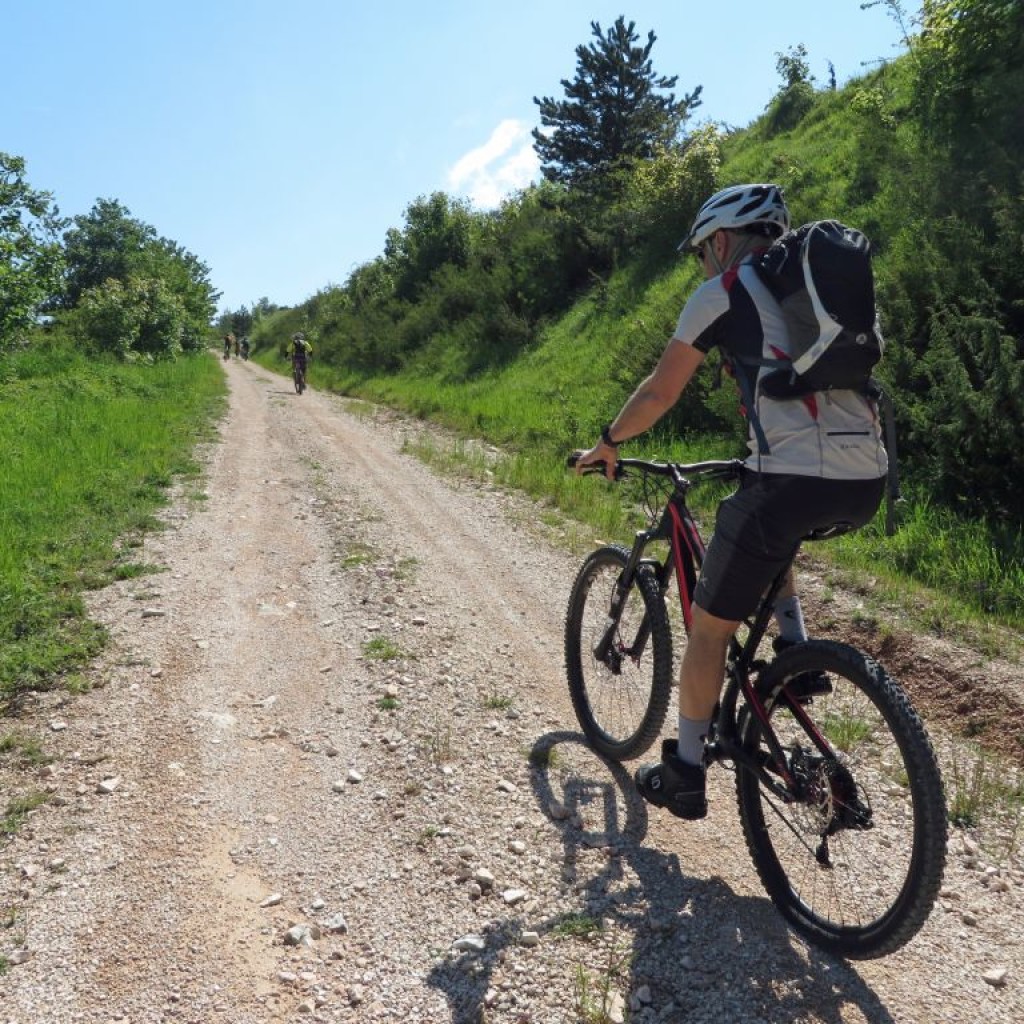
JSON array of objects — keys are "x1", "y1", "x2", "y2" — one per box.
[
  {"x1": 564, "y1": 454, "x2": 947, "y2": 959},
  {"x1": 292, "y1": 359, "x2": 306, "y2": 395}
]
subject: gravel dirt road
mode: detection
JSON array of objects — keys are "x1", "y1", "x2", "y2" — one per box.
[{"x1": 2, "y1": 357, "x2": 1022, "y2": 1023}]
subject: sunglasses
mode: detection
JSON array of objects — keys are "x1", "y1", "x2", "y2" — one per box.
[{"x1": 694, "y1": 245, "x2": 706, "y2": 262}]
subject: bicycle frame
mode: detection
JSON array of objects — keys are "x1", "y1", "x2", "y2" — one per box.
[
  {"x1": 569, "y1": 453, "x2": 945, "y2": 957},
  {"x1": 591, "y1": 458, "x2": 820, "y2": 799}
]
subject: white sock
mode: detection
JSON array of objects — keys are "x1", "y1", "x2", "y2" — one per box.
[
  {"x1": 677, "y1": 715, "x2": 711, "y2": 767},
  {"x1": 774, "y1": 595, "x2": 807, "y2": 643}
]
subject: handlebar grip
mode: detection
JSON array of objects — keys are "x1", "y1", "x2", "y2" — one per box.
[{"x1": 567, "y1": 451, "x2": 621, "y2": 478}]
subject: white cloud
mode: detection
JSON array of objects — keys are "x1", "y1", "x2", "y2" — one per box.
[{"x1": 447, "y1": 119, "x2": 540, "y2": 208}]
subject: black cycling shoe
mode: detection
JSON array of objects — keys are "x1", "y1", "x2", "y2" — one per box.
[
  {"x1": 635, "y1": 739, "x2": 708, "y2": 820},
  {"x1": 772, "y1": 637, "x2": 833, "y2": 703}
]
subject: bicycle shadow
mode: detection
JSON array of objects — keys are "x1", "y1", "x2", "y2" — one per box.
[{"x1": 426, "y1": 730, "x2": 899, "y2": 1024}]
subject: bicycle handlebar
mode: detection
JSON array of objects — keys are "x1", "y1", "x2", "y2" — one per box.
[{"x1": 567, "y1": 450, "x2": 744, "y2": 485}]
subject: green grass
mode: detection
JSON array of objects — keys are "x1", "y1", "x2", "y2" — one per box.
[
  {"x1": 398, "y1": 416, "x2": 1023, "y2": 647},
  {"x1": 0, "y1": 344, "x2": 226, "y2": 703},
  {"x1": 572, "y1": 942, "x2": 634, "y2": 1024},
  {"x1": 2, "y1": 790, "x2": 48, "y2": 837},
  {"x1": 425, "y1": 715, "x2": 452, "y2": 763},
  {"x1": 339, "y1": 542, "x2": 375, "y2": 568},
  {"x1": 415, "y1": 824, "x2": 439, "y2": 846},
  {"x1": 528, "y1": 744, "x2": 565, "y2": 771},
  {"x1": 482, "y1": 691, "x2": 514, "y2": 711},
  {"x1": 362, "y1": 637, "x2": 403, "y2": 661},
  {"x1": 819, "y1": 711, "x2": 874, "y2": 753},
  {"x1": 0, "y1": 732, "x2": 51, "y2": 767},
  {"x1": 552, "y1": 912, "x2": 603, "y2": 939},
  {"x1": 947, "y1": 744, "x2": 1024, "y2": 835}
]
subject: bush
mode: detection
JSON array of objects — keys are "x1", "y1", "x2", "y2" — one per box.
[
  {"x1": 763, "y1": 82, "x2": 816, "y2": 137},
  {"x1": 69, "y1": 276, "x2": 190, "y2": 359}
]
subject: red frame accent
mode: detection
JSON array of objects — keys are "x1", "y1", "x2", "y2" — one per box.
[{"x1": 667, "y1": 501, "x2": 706, "y2": 631}]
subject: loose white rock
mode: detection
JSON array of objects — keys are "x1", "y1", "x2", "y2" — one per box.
[{"x1": 983, "y1": 967, "x2": 1008, "y2": 988}]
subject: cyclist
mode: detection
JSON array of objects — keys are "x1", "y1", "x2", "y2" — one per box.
[
  {"x1": 223, "y1": 333, "x2": 233, "y2": 360},
  {"x1": 240, "y1": 337, "x2": 250, "y2": 360},
  {"x1": 574, "y1": 183, "x2": 888, "y2": 820},
  {"x1": 286, "y1": 331, "x2": 313, "y2": 388}
]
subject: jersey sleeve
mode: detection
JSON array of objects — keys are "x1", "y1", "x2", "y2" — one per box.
[{"x1": 672, "y1": 278, "x2": 731, "y2": 354}]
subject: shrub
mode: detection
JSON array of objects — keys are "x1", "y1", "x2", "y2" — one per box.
[{"x1": 69, "y1": 276, "x2": 189, "y2": 359}]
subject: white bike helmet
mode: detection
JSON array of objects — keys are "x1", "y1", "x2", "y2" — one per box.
[{"x1": 678, "y1": 183, "x2": 790, "y2": 252}]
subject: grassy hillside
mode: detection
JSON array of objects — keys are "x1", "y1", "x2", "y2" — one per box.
[{"x1": 251, "y1": 6, "x2": 1023, "y2": 633}]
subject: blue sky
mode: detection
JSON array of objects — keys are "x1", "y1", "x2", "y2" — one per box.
[{"x1": 4, "y1": 1, "x2": 911, "y2": 315}]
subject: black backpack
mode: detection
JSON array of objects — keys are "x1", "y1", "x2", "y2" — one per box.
[
  {"x1": 754, "y1": 220, "x2": 883, "y2": 398},
  {"x1": 739, "y1": 220, "x2": 901, "y2": 533}
]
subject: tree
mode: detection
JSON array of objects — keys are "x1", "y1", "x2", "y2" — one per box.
[
  {"x1": 230, "y1": 307, "x2": 254, "y2": 338},
  {"x1": 775, "y1": 44, "x2": 813, "y2": 88},
  {"x1": 914, "y1": 0, "x2": 1024, "y2": 195},
  {"x1": 60, "y1": 198, "x2": 156, "y2": 309},
  {"x1": 532, "y1": 17, "x2": 702, "y2": 192},
  {"x1": 139, "y1": 237, "x2": 219, "y2": 350},
  {"x1": 60, "y1": 199, "x2": 218, "y2": 352},
  {"x1": 0, "y1": 153, "x2": 67, "y2": 349},
  {"x1": 763, "y1": 43, "x2": 817, "y2": 135},
  {"x1": 383, "y1": 192, "x2": 473, "y2": 303}
]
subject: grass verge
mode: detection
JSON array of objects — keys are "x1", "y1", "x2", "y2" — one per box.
[{"x1": 0, "y1": 344, "x2": 226, "y2": 706}]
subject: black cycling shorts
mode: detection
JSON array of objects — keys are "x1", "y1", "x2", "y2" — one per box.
[{"x1": 693, "y1": 471, "x2": 885, "y2": 622}]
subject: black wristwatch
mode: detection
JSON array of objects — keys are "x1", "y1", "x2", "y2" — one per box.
[{"x1": 601, "y1": 423, "x2": 622, "y2": 447}]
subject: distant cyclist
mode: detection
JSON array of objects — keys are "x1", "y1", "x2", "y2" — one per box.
[
  {"x1": 223, "y1": 333, "x2": 233, "y2": 360},
  {"x1": 240, "y1": 337, "x2": 250, "y2": 360},
  {"x1": 286, "y1": 332, "x2": 313, "y2": 393}
]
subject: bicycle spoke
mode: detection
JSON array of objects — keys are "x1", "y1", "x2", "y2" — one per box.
[
  {"x1": 736, "y1": 640, "x2": 946, "y2": 958},
  {"x1": 565, "y1": 546, "x2": 673, "y2": 760}
]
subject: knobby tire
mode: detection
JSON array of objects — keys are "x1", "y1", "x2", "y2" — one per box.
[
  {"x1": 564, "y1": 545, "x2": 674, "y2": 760},
  {"x1": 735, "y1": 639, "x2": 947, "y2": 959}
]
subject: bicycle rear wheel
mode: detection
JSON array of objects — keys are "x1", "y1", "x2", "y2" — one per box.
[
  {"x1": 564, "y1": 545, "x2": 674, "y2": 760},
  {"x1": 736, "y1": 639, "x2": 947, "y2": 959}
]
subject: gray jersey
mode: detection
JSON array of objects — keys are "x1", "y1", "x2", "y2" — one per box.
[{"x1": 673, "y1": 258, "x2": 887, "y2": 481}]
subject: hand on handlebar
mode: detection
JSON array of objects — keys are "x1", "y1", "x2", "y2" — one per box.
[{"x1": 568, "y1": 444, "x2": 620, "y2": 481}]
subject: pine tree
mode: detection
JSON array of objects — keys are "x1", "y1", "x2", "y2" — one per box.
[{"x1": 532, "y1": 17, "x2": 701, "y2": 191}]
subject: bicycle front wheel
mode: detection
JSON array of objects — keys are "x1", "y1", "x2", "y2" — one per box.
[
  {"x1": 736, "y1": 639, "x2": 947, "y2": 959},
  {"x1": 564, "y1": 545, "x2": 674, "y2": 760}
]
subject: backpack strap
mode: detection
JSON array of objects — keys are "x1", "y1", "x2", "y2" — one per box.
[
  {"x1": 726, "y1": 354, "x2": 772, "y2": 456},
  {"x1": 719, "y1": 265, "x2": 779, "y2": 456}
]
